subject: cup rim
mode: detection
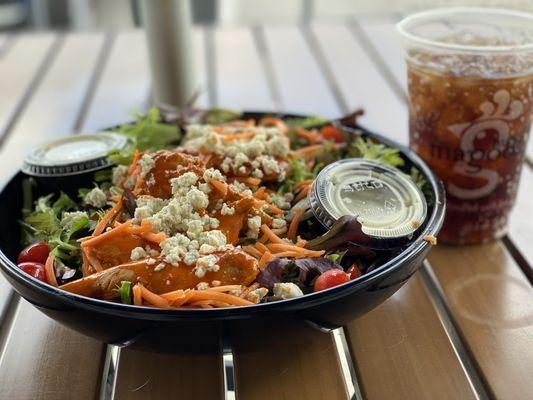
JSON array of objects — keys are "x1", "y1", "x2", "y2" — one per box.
[{"x1": 397, "y1": 7, "x2": 533, "y2": 54}]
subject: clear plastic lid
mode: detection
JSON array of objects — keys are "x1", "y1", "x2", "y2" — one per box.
[
  {"x1": 309, "y1": 159, "x2": 427, "y2": 243},
  {"x1": 23, "y1": 132, "x2": 127, "y2": 177}
]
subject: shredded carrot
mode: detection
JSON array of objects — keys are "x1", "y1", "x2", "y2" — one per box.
[
  {"x1": 160, "y1": 289, "x2": 185, "y2": 301},
  {"x1": 269, "y1": 251, "x2": 306, "y2": 258},
  {"x1": 258, "y1": 235, "x2": 269, "y2": 243},
  {"x1": 267, "y1": 243, "x2": 306, "y2": 254},
  {"x1": 189, "y1": 300, "x2": 232, "y2": 308},
  {"x1": 123, "y1": 224, "x2": 151, "y2": 235},
  {"x1": 267, "y1": 243, "x2": 324, "y2": 257},
  {"x1": 254, "y1": 199, "x2": 283, "y2": 215},
  {"x1": 294, "y1": 179, "x2": 313, "y2": 190},
  {"x1": 235, "y1": 197, "x2": 255, "y2": 213},
  {"x1": 243, "y1": 245, "x2": 262, "y2": 259},
  {"x1": 254, "y1": 186, "x2": 267, "y2": 200},
  {"x1": 142, "y1": 231, "x2": 167, "y2": 244},
  {"x1": 294, "y1": 186, "x2": 311, "y2": 202},
  {"x1": 260, "y1": 224, "x2": 287, "y2": 244},
  {"x1": 292, "y1": 144, "x2": 323, "y2": 157},
  {"x1": 81, "y1": 251, "x2": 91, "y2": 277},
  {"x1": 188, "y1": 300, "x2": 214, "y2": 308},
  {"x1": 258, "y1": 251, "x2": 272, "y2": 269},
  {"x1": 92, "y1": 200, "x2": 122, "y2": 236},
  {"x1": 205, "y1": 285, "x2": 243, "y2": 293},
  {"x1": 295, "y1": 128, "x2": 320, "y2": 144},
  {"x1": 296, "y1": 237, "x2": 308, "y2": 247},
  {"x1": 259, "y1": 117, "x2": 288, "y2": 133},
  {"x1": 240, "y1": 283, "x2": 259, "y2": 298},
  {"x1": 161, "y1": 289, "x2": 254, "y2": 307},
  {"x1": 222, "y1": 131, "x2": 255, "y2": 142},
  {"x1": 173, "y1": 290, "x2": 196, "y2": 307},
  {"x1": 161, "y1": 289, "x2": 195, "y2": 307},
  {"x1": 128, "y1": 150, "x2": 142, "y2": 176},
  {"x1": 187, "y1": 290, "x2": 253, "y2": 306},
  {"x1": 201, "y1": 153, "x2": 213, "y2": 165},
  {"x1": 288, "y1": 207, "x2": 305, "y2": 241},
  {"x1": 44, "y1": 254, "x2": 58, "y2": 287},
  {"x1": 140, "y1": 286, "x2": 170, "y2": 308},
  {"x1": 210, "y1": 180, "x2": 228, "y2": 197},
  {"x1": 271, "y1": 227, "x2": 288, "y2": 235},
  {"x1": 133, "y1": 284, "x2": 143, "y2": 306},
  {"x1": 255, "y1": 242, "x2": 268, "y2": 254},
  {"x1": 82, "y1": 219, "x2": 134, "y2": 248},
  {"x1": 85, "y1": 249, "x2": 103, "y2": 272},
  {"x1": 235, "y1": 177, "x2": 261, "y2": 186},
  {"x1": 133, "y1": 174, "x2": 145, "y2": 191}
]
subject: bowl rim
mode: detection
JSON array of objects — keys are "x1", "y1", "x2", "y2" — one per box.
[{"x1": 0, "y1": 114, "x2": 446, "y2": 320}]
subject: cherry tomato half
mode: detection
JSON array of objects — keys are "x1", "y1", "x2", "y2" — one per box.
[
  {"x1": 18, "y1": 242, "x2": 50, "y2": 264},
  {"x1": 314, "y1": 269, "x2": 350, "y2": 292},
  {"x1": 320, "y1": 126, "x2": 344, "y2": 143},
  {"x1": 18, "y1": 262, "x2": 47, "y2": 283},
  {"x1": 347, "y1": 264, "x2": 362, "y2": 279}
]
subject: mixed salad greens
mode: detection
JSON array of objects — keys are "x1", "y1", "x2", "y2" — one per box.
[{"x1": 17, "y1": 107, "x2": 432, "y2": 308}]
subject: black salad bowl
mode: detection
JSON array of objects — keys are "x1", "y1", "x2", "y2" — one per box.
[{"x1": 0, "y1": 112, "x2": 445, "y2": 353}]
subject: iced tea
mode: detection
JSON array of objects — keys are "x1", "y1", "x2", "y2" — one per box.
[{"x1": 399, "y1": 8, "x2": 533, "y2": 244}]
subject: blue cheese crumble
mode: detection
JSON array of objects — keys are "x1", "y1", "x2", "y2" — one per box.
[
  {"x1": 84, "y1": 187, "x2": 107, "y2": 208},
  {"x1": 273, "y1": 283, "x2": 304, "y2": 299}
]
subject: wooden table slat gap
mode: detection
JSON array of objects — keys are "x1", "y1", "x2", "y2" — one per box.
[
  {"x1": 348, "y1": 17, "x2": 406, "y2": 103},
  {"x1": 501, "y1": 236, "x2": 533, "y2": 284},
  {"x1": 0, "y1": 34, "x2": 16, "y2": 61},
  {"x1": 507, "y1": 166, "x2": 533, "y2": 273},
  {"x1": 419, "y1": 264, "x2": 492, "y2": 400},
  {"x1": 251, "y1": 26, "x2": 283, "y2": 110},
  {"x1": 0, "y1": 295, "x2": 19, "y2": 364},
  {"x1": 73, "y1": 32, "x2": 116, "y2": 133},
  {"x1": 300, "y1": 25, "x2": 349, "y2": 114},
  {"x1": 334, "y1": 328, "x2": 363, "y2": 400},
  {"x1": 0, "y1": 32, "x2": 109, "y2": 400},
  {"x1": 0, "y1": 34, "x2": 63, "y2": 146},
  {"x1": 204, "y1": 26, "x2": 217, "y2": 107},
  {"x1": 428, "y1": 243, "x2": 533, "y2": 399},
  {"x1": 310, "y1": 23, "x2": 406, "y2": 140},
  {"x1": 100, "y1": 345, "x2": 121, "y2": 400}
]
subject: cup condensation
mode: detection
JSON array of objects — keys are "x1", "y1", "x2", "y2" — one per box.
[{"x1": 398, "y1": 8, "x2": 533, "y2": 244}]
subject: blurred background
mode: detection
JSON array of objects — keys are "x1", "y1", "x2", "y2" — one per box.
[{"x1": 1, "y1": 0, "x2": 532, "y2": 31}]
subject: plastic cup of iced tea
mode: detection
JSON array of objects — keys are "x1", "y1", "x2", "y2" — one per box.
[{"x1": 397, "y1": 8, "x2": 533, "y2": 245}]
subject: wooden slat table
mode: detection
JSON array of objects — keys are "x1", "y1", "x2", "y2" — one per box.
[{"x1": 0, "y1": 17, "x2": 532, "y2": 400}]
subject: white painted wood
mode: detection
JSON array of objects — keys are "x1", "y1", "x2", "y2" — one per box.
[
  {"x1": 193, "y1": 28, "x2": 209, "y2": 108},
  {"x1": 312, "y1": 23, "x2": 407, "y2": 143},
  {"x1": 509, "y1": 167, "x2": 533, "y2": 267},
  {"x1": 262, "y1": 26, "x2": 339, "y2": 118},
  {"x1": 0, "y1": 34, "x2": 55, "y2": 327},
  {"x1": 0, "y1": 33, "x2": 107, "y2": 399},
  {"x1": 214, "y1": 28, "x2": 274, "y2": 111},
  {"x1": 80, "y1": 30, "x2": 150, "y2": 133},
  {"x1": 0, "y1": 33, "x2": 106, "y2": 178},
  {"x1": 356, "y1": 18, "x2": 407, "y2": 91},
  {"x1": 0, "y1": 299, "x2": 104, "y2": 399},
  {"x1": 0, "y1": 34, "x2": 56, "y2": 138}
]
